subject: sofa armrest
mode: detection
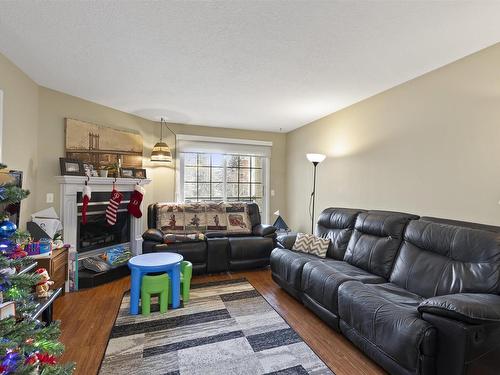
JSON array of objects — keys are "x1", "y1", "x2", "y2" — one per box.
[
  {"x1": 252, "y1": 224, "x2": 277, "y2": 237},
  {"x1": 276, "y1": 233, "x2": 297, "y2": 250},
  {"x1": 142, "y1": 228, "x2": 165, "y2": 243},
  {"x1": 418, "y1": 293, "x2": 500, "y2": 325}
]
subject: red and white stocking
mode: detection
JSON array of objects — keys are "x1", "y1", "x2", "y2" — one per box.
[
  {"x1": 128, "y1": 184, "x2": 145, "y2": 218},
  {"x1": 82, "y1": 185, "x2": 92, "y2": 225},
  {"x1": 106, "y1": 189, "x2": 123, "y2": 225}
]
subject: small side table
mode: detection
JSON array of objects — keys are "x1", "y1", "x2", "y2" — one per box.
[
  {"x1": 128, "y1": 252, "x2": 183, "y2": 315},
  {"x1": 35, "y1": 248, "x2": 69, "y2": 295}
]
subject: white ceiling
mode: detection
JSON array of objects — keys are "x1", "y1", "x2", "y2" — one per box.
[{"x1": 0, "y1": 1, "x2": 499, "y2": 132}]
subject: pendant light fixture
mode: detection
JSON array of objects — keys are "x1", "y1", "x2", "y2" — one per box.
[{"x1": 151, "y1": 117, "x2": 175, "y2": 162}]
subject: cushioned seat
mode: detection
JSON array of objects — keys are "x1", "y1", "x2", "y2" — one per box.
[
  {"x1": 338, "y1": 281, "x2": 436, "y2": 375},
  {"x1": 228, "y1": 236, "x2": 274, "y2": 270},
  {"x1": 270, "y1": 208, "x2": 366, "y2": 300},
  {"x1": 152, "y1": 242, "x2": 207, "y2": 275},
  {"x1": 301, "y1": 259, "x2": 386, "y2": 327},
  {"x1": 270, "y1": 248, "x2": 325, "y2": 299}
]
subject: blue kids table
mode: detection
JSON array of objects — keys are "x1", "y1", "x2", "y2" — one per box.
[{"x1": 128, "y1": 252, "x2": 183, "y2": 315}]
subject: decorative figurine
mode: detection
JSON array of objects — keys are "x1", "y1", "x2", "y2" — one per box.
[{"x1": 35, "y1": 268, "x2": 54, "y2": 298}]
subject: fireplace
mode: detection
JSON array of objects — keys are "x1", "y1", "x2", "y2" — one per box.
[
  {"x1": 56, "y1": 176, "x2": 151, "y2": 256},
  {"x1": 76, "y1": 191, "x2": 131, "y2": 253}
]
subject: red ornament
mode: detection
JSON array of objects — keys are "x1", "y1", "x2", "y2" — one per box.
[
  {"x1": 36, "y1": 353, "x2": 57, "y2": 365},
  {"x1": 25, "y1": 353, "x2": 38, "y2": 365}
]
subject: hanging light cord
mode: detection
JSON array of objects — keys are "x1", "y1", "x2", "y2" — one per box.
[{"x1": 160, "y1": 117, "x2": 177, "y2": 159}]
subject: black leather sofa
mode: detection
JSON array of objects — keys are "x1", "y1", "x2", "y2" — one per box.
[
  {"x1": 270, "y1": 208, "x2": 500, "y2": 375},
  {"x1": 143, "y1": 202, "x2": 277, "y2": 274}
]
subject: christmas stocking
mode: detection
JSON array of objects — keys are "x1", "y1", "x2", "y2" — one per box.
[
  {"x1": 106, "y1": 189, "x2": 123, "y2": 225},
  {"x1": 82, "y1": 185, "x2": 92, "y2": 225},
  {"x1": 128, "y1": 184, "x2": 145, "y2": 218}
]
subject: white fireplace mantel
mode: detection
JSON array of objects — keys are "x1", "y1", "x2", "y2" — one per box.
[{"x1": 55, "y1": 176, "x2": 152, "y2": 255}]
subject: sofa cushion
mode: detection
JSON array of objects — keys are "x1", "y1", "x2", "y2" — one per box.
[
  {"x1": 153, "y1": 242, "x2": 207, "y2": 264},
  {"x1": 390, "y1": 220, "x2": 500, "y2": 298},
  {"x1": 343, "y1": 210, "x2": 418, "y2": 279},
  {"x1": 316, "y1": 208, "x2": 365, "y2": 259},
  {"x1": 270, "y1": 248, "x2": 324, "y2": 292},
  {"x1": 301, "y1": 259, "x2": 385, "y2": 316},
  {"x1": 338, "y1": 281, "x2": 436, "y2": 373},
  {"x1": 228, "y1": 236, "x2": 274, "y2": 260}
]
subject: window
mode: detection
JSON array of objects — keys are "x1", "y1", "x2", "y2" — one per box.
[{"x1": 179, "y1": 152, "x2": 267, "y2": 219}]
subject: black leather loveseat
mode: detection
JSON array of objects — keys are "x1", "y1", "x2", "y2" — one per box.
[
  {"x1": 271, "y1": 208, "x2": 500, "y2": 375},
  {"x1": 143, "y1": 202, "x2": 277, "y2": 274}
]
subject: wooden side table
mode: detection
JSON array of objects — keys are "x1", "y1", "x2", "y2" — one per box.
[{"x1": 35, "y1": 248, "x2": 69, "y2": 295}]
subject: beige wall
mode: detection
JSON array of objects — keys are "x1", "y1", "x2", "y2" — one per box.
[
  {"x1": 0, "y1": 53, "x2": 39, "y2": 228},
  {"x1": 35, "y1": 87, "x2": 286, "y2": 226},
  {"x1": 286, "y1": 43, "x2": 500, "y2": 232}
]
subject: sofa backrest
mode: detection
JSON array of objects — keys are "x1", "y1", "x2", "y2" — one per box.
[
  {"x1": 149, "y1": 202, "x2": 261, "y2": 235},
  {"x1": 315, "y1": 208, "x2": 365, "y2": 260},
  {"x1": 390, "y1": 220, "x2": 500, "y2": 298},
  {"x1": 343, "y1": 210, "x2": 419, "y2": 279}
]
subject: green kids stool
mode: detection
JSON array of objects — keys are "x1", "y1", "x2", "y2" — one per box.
[
  {"x1": 169, "y1": 261, "x2": 193, "y2": 304},
  {"x1": 141, "y1": 273, "x2": 169, "y2": 315}
]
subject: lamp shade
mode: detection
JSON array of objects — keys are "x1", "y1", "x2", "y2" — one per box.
[
  {"x1": 151, "y1": 141, "x2": 172, "y2": 162},
  {"x1": 306, "y1": 153, "x2": 326, "y2": 164}
]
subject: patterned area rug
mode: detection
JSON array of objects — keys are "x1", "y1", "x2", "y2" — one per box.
[{"x1": 99, "y1": 278, "x2": 334, "y2": 375}]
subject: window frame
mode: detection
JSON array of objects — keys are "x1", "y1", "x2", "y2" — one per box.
[{"x1": 176, "y1": 152, "x2": 270, "y2": 223}]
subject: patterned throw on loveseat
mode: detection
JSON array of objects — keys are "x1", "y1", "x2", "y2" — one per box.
[
  {"x1": 143, "y1": 201, "x2": 277, "y2": 274},
  {"x1": 156, "y1": 202, "x2": 253, "y2": 235}
]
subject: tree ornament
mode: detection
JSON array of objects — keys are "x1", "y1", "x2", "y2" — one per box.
[{"x1": 36, "y1": 352, "x2": 57, "y2": 365}]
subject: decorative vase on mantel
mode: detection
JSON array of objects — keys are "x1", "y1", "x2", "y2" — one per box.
[{"x1": 0, "y1": 217, "x2": 17, "y2": 254}]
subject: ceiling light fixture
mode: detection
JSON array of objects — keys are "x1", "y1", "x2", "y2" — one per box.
[{"x1": 151, "y1": 117, "x2": 176, "y2": 162}]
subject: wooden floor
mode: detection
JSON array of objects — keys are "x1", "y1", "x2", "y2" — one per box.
[{"x1": 54, "y1": 269, "x2": 386, "y2": 375}]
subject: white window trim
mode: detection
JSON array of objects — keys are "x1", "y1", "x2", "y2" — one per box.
[{"x1": 176, "y1": 134, "x2": 272, "y2": 147}]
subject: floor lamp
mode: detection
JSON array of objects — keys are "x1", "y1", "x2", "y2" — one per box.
[{"x1": 306, "y1": 153, "x2": 326, "y2": 234}]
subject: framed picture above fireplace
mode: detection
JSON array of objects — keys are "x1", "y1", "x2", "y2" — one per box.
[
  {"x1": 60, "y1": 158, "x2": 85, "y2": 176},
  {"x1": 119, "y1": 167, "x2": 135, "y2": 178},
  {"x1": 65, "y1": 118, "x2": 143, "y2": 171},
  {"x1": 133, "y1": 168, "x2": 147, "y2": 179}
]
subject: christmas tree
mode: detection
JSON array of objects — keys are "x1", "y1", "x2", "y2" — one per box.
[{"x1": 0, "y1": 164, "x2": 74, "y2": 374}]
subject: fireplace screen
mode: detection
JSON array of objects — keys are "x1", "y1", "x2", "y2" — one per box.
[{"x1": 76, "y1": 191, "x2": 132, "y2": 253}]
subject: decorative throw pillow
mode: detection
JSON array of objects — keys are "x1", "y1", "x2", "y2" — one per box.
[
  {"x1": 308, "y1": 235, "x2": 330, "y2": 258},
  {"x1": 292, "y1": 233, "x2": 330, "y2": 258},
  {"x1": 292, "y1": 232, "x2": 311, "y2": 253}
]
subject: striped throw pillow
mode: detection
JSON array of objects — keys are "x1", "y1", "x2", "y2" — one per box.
[
  {"x1": 292, "y1": 232, "x2": 311, "y2": 253},
  {"x1": 308, "y1": 235, "x2": 330, "y2": 258},
  {"x1": 292, "y1": 232, "x2": 330, "y2": 258}
]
